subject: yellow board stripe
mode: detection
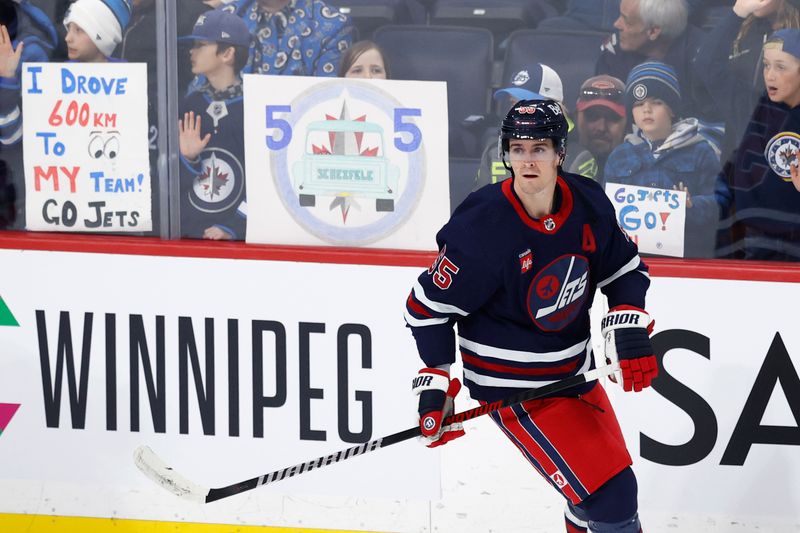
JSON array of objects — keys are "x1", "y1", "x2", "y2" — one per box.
[{"x1": 0, "y1": 514, "x2": 380, "y2": 533}]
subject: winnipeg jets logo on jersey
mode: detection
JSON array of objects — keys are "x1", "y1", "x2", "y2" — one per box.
[
  {"x1": 764, "y1": 131, "x2": 800, "y2": 179},
  {"x1": 528, "y1": 255, "x2": 589, "y2": 331}
]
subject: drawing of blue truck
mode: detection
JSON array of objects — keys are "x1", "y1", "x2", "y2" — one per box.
[{"x1": 292, "y1": 119, "x2": 400, "y2": 212}]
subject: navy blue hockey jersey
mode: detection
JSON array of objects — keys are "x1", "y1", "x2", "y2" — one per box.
[
  {"x1": 404, "y1": 173, "x2": 650, "y2": 402},
  {"x1": 179, "y1": 83, "x2": 247, "y2": 240}
]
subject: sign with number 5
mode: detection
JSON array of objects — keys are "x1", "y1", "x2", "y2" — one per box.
[{"x1": 243, "y1": 75, "x2": 450, "y2": 249}]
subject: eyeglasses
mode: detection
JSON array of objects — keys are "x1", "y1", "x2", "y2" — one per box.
[{"x1": 579, "y1": 86, "x2": 624, "y2": 101}]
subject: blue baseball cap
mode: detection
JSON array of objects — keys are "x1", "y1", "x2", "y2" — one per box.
[
  {"x1": 765, "y1": 29, "x2": 800, "y2": 61},
  {"x1": 181, "y1": 10, "x2": 251, "y2": 48}
]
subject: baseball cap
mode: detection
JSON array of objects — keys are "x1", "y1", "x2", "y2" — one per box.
[
  {"x1": 764, "y1": 28, "x2": 800, "y2": 61},
  {"x1": 575, "y1": 75, "x2": 625, "y2": 118},
  {"x1": 181, "y1": 9, "x2": 251, "y2": 48},
  {"x1": 494, "y1": 63, "x2": 564, "y2": 103}
]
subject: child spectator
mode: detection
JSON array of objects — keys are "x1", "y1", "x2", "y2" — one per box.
[
  {"x1": 604, "y1": 61, "x2": 724, "y2": 258},
  {"x1": 0, "y1": 0, "x2": 131, "y2": 135},
  {"x1": 338, "y1": 40, "x2": 389, "y2": 79},
  {"x1": 0, "y1": 0, "x2": 131, "y2": 229},
  {"x1": 178, "y1": 9, "x2": 249, "y2": 240},
  {"x1": 694, "y1": 0, "x2": 800, "y2": 160},
  {"x1": 717, "y1": 29, "x2": 800, "y2": 261},
  {"x1": 62, "y1": 0, "x2": 132, "y2": 62}
]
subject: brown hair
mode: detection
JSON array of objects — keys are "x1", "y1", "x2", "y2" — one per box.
[
  {"x1": 337, "y1": 40, "x2": 391, "y2": 78},
  {"x1": 734, "y1": 0, "x2": 800, "y2": 56}
]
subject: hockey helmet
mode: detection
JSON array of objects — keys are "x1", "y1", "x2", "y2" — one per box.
[{"x1": 498, "y1": 99, "x2": 568, "y2": 164}]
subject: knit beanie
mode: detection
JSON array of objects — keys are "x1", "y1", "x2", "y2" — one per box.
[
  {"x1": 63, "y1": 0, "x2": 132, "y2": 58},
  {"x1": 624, "y1": 60, "x2": 681, "y2": 115}
]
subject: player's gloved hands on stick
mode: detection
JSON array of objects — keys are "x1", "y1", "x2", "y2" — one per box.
[
  {"x1": 601, "y1": 305, "x2": 659, "y2": 392},
  {"x1": 412, "y1": 368, "x2": 465, "y2": 447}
]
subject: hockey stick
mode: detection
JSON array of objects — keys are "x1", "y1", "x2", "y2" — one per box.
[{"x1": 134, "y1": 362, "x2": 619, "y2": 503}]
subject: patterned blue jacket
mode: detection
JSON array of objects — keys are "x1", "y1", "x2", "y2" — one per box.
[{"x1": 221, "y1": 0, "x2": 353, "y2": 76}]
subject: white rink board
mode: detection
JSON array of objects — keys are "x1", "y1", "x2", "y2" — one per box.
[
  {"x1": 610, "y1": 276, "x2": 800, "y2": 519},
  {"x1": 0, "y1": 249, "x2": 437, "y2": 530},
  {"x1": 0, "y1": 249, "x2": 799, "y2": 532}
]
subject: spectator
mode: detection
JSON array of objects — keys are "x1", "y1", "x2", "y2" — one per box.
[
  {"x1": 0, "y1": 0, "x2": 57, "y2": 229},
  {"x1": 338, "y1": 40, "x2": 389, "y2": 79},
  {"x1": 178, "y1": 9, "x2": 249, "y2": 240},
  {"x1": 597, "y1": 0, "x2": 711, "y2": 120},
  {"x1": 62, "y1": 0, "x2": 132, "y2": 62},
  {"x1": 474, "y1": 63, "x2": 569, "y2": 189},
  {"x1": 116, "y1": 0, "x2": 210, "y2": 136},
  {"x1": 604, "y1": 61, "x2": 723, "y2": 258},
  {"x1": 220, "y1": 0, "x2": 353, "y2": 76},
  {"x1": 0, "y1": 0, "x2": 57, "y2": 76},
  {"x1": 0, "y1": 0, "x2": 131, "y2": 229},
  {"x1": 694, "y1": 0, "x2": 800, "y2": 160},
  {"x1": 717, "y1": 29, "x2": 800, "y2": 261},
  {"x1": 569, "y1": 74, "x2": 627, "y2": 185},
  {"x1": 2, "y1": 0, "x2": 130, "y2": 129}
]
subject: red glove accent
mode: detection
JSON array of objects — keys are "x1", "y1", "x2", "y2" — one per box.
[
  {"x1": 619, "y1": 355, "x2": 658, "y2": 392},
  {"x1": 413, "y1": 368, "x2": 466, "y2": 447},
  {"x1": 601, "y1": 306, "x2": 659, "y2": 393}
]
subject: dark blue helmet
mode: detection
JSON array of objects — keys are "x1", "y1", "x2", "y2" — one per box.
[{"x1": 498, "y1": 99, "x2": 568, "y2": 164}]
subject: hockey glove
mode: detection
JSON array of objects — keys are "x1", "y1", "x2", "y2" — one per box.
[
  {"x1": 601, "y1": 306, "x2": 659, "y2": 392},
  {"x1": 412, "y1": 368, "x2": 465, "y2": 448}
]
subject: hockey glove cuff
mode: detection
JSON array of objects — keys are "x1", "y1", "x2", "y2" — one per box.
[
  {"x1": 412, "y1": 368, "x2": 465, "y2": 448},
  {"x1": 601, "y1": 306, "x2": 659, "y2": 392}
]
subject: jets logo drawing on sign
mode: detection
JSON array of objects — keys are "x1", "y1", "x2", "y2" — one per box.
[{"x1": 189, "y1": 147, "x2": 245, "y2": 214}]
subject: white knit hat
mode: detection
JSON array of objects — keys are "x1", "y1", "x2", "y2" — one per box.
[{"x1": 63, "y1": 0, "x2": 132, "y2": 58}]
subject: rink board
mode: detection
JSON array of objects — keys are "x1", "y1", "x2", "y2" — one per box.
[{"x1": 0, "y1": 244, "x2": 798, "y2": 532}]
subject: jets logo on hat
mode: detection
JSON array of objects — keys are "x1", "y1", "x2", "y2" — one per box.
[
  {"x1": 632, "y1": 83, "x2": 647, "y2": 101},
  {"x1": 512, "y1": 70, "x2": 530, "y2": 86},
  {"x1": 765, "y1": 131, "x2": 800, "y2": 180}
]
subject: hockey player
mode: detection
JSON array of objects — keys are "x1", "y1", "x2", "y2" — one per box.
[
  {"x1": 404, "y1": 99, "x2": 658, "y2": 533},
  {"x1": 178, "y1": 9, "x2": 249, "y2": 240}
]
